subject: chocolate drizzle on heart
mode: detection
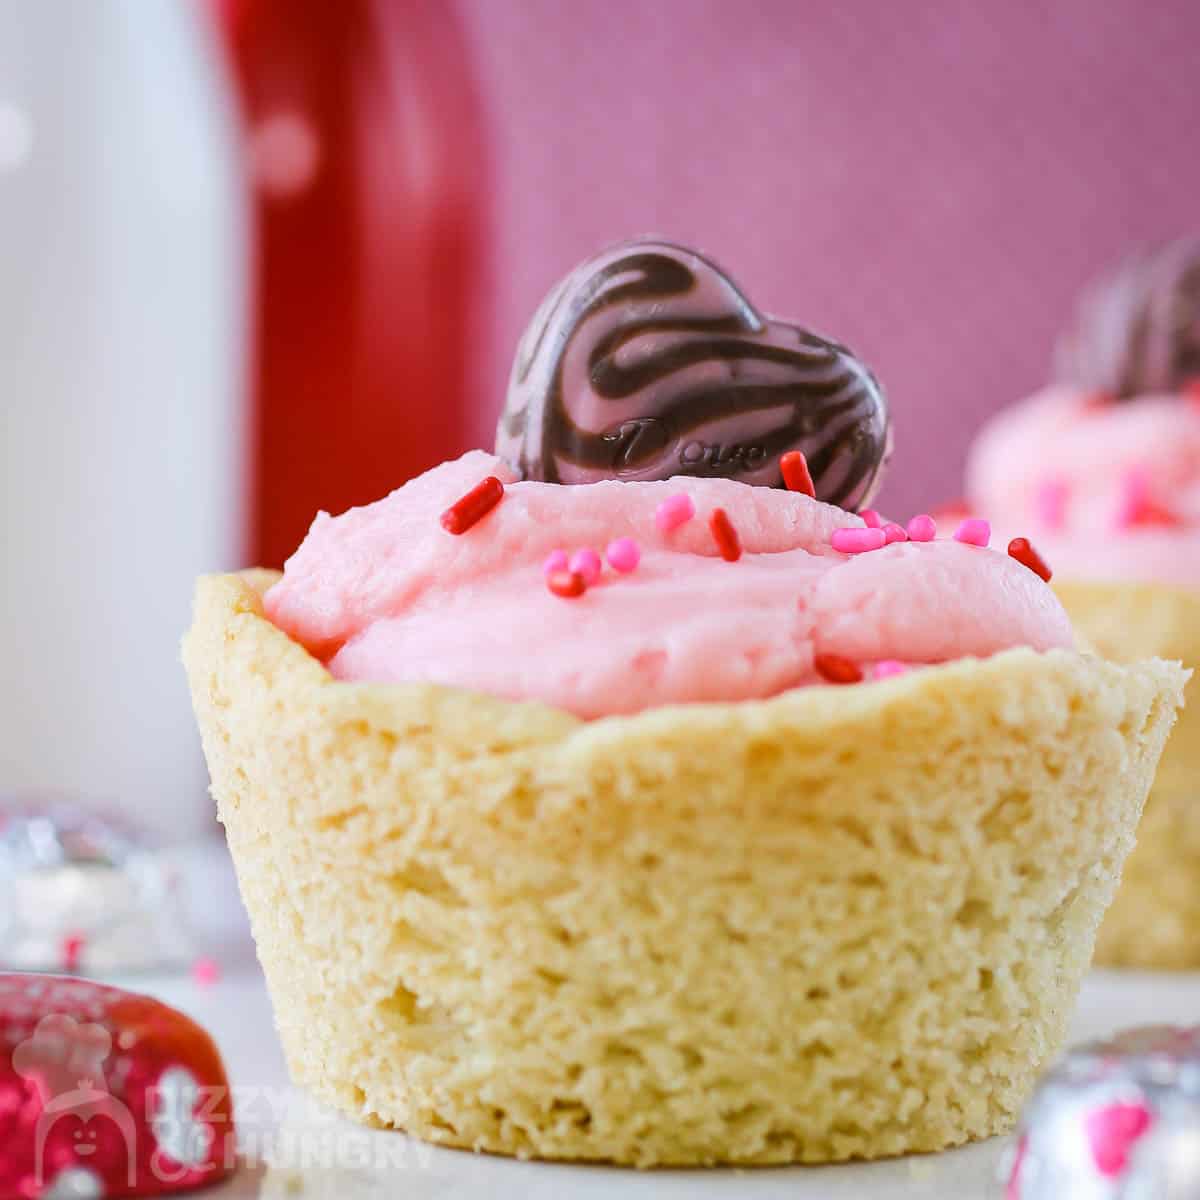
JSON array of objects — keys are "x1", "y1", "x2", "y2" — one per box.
[
  {"x1": 496, "y1": 238, "x2": 890, "y2": 511},
  {"x1": 1055, "y1": 235, "x2": 1200, "y2": 400}
]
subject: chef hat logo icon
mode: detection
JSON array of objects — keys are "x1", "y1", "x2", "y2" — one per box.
[
  {"x1": 13, "y1": 1013, "x2": 138, "y2": 1188},
  {"x1": 13, "y1": 1013, "x2": 113, "y2": 1104}
]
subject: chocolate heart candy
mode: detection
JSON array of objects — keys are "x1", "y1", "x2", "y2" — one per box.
[
  {"x1": 496, "y1": 238, "x2": 890, "y2": 511},
  {"x1": 1055, "y1": 234, "x2": 1200, "y2": 400}
]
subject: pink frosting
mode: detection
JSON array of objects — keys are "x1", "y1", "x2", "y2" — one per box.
[
  {"x1": 265, "y1": 451, "x2": 1074, "y2": 718},
  {"x1": 967, "y1": 387, "x2": 1200, "y2": 589}
]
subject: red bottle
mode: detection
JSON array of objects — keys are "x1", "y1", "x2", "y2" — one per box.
[{"x1": 212, "y1": 0, "x2": 489, "y2": 567}]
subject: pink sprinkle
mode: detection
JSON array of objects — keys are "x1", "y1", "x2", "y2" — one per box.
[
  {"x1": 873, "y1": 660, "x2": 910, "y2": 680},
  {"x1": 569, "y1": 547, "x2": 603, "y2": 585},
  {"x1": 655, "y1": 492, "x2": 695, "y2": 533},
  {"x1": 831, "y1": 527, "x2": 887, "y2": 554},
  {"x1": 1006, "y1": 1136, "x2": 1028, "y2": 1200},
  {"x1": 1034, "y1": 477, "x2": 1070, "y2": 531},
  {"x1": 954, "y1": 518, "x2": 991, "y2": 547},
  {"x1": 860, "y1": 509, "x2": 882, "y2": 528},
  {"x1": 605, "y1": 537, "x2": 641, "y2": 573},
  {"x1": 906, "y1": 514, "x2": 937, "y2": 542},
  {"x1": 882, "y1": 522, "x2": 908, "y2": 544},
  {"x1": 1086, "y1": 1102, "x2": 1153, "y2": 1177},
  {"x1": 542, "y1": 549, "x2": 568, "y2": 577},
  {"x1": 192, "y1": 956, "x2": 222, "y2": 987},
  {"x1": 1114, "y1": 467, "x2": 1150, "y2": 530}
]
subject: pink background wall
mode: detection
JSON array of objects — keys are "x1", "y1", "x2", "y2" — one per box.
[{"x1": 459, "y1": 0, "x2": 1200, "y2": 517}]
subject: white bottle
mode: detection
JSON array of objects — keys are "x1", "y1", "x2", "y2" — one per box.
[{"x1": 0, "y1": 1, "x2": 248, "y2": 840}]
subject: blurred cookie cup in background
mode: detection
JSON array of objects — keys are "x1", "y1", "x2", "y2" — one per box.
[{"x1": 967, "y1": 236, "x2": 1200, "y2": 968}]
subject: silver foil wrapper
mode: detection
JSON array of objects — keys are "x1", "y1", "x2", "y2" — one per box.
[
  {"x1": 41, "y1": 1167, "x2": 105, "y2": 1199},
  {"x1": 0, "y1": 802, "x2": 197, "y2": 973},
  {"x1": 1007, "y1": 1026, "x2": 1200, "y2": 1198}
]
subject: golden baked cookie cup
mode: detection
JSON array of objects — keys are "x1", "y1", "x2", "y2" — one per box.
[
  {"x1": 1055, "y1": 580, "x2": 1200, "y2": 969},
  {"x1": 184, "y1": 572, "x2": 1185, "y2": 1167}
]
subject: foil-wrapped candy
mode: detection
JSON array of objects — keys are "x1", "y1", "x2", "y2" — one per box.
[
  {"x1": 1007, "y1": 1025, "x2": 1200, "y2": 1198},
  {"x1": 0, "y1": 804, "x2": 197, "y2": 974},
  {"x1": 0, "y1": 973, "x2": 235, "y2": 1198}
]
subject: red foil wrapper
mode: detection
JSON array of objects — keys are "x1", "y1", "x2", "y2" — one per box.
[{"x1": 0, "y1": 975, "x2": 235, "y2": 1199}]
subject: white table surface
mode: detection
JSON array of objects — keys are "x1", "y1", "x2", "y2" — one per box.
[{"x1": 114, "y1": 844, "x2": 1200, "y2": 1199}]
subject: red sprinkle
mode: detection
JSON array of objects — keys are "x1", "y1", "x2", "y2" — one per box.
[
  {"x1": 1137, "y1": 501, "x2": 1185, "y2": 527},
  {"x1": 61, "y1": 933, "x2": 86, "y2": 973},
  {"x1": 709, "y1": 508, "x2": 742, "y2": 561},
  {"x1": 440, "y1": 475, "x2": 505, "y2": 534},
  {"x1": 1115, "y1": 468, "x2": 1183, "y2": 528},
  {"x1": 814, "y1": 653, "x2": 863, "y2": 685},
  {"x1": 546, "y1": 569, "x2": 587, "y2": 598},
  {"x1": 779, "y1": 450, "x2": 815, "y2": 497},
  {"x1": 1187, "y1": 378, "x2": 1200, "y2": 408},
  {"x1": 1082, "y1": 391, "x2": 1116, "y2": 411},
  {"x1": 1008, "y1": 537, "x2": 1053, "y2": 582}
]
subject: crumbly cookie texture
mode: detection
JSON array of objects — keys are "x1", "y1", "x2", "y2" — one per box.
[
  {"x1": 184, "y1": 572, "x2": 1185, "y2": 1166},
  {"x1": 1057, "y1": 580, "x2": 1200, "y2": 968}
]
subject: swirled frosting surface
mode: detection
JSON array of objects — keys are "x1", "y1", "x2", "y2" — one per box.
[{"x1": 265, "y1": 452, "x2": 1073, "y2": 718}]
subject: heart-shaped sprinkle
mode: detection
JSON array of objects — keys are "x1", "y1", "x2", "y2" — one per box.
[{"x1": 497, "y1": 238, "x2": 891, "y2": 512}]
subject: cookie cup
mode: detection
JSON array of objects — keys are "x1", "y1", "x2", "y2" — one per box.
[
  {"x1": 1055, "y1": 580, "x2": 1200, "y2": 968},
  {"x1": 184, "y1": 572, "x2": 1185, "y2": 1166}
]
